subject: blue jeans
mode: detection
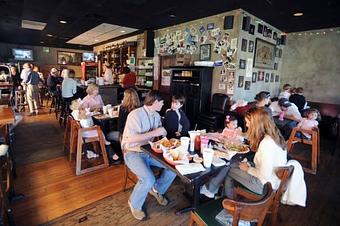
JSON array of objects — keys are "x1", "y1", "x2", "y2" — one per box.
[
  {"x1": 124, "y1": 151, "x2": 177, "y2": 210},
  {"x1": 207, "y1": 162, "x2": 263, "y2": 198}
]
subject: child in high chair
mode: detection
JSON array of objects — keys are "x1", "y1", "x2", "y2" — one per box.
[
  {"x1": 220, "y1": 115, "x2": 243, "y2": 142},
  {"x1": 70, "y1": 100, "x2": 120, "y2": 161},
  {"x1": 296, "y1": 108, "x2": 320, "y2": 139}
]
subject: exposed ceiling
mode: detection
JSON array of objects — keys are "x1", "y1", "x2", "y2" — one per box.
[{"x1": 0, "y1": 0, "x2": 339, "y2": 50}]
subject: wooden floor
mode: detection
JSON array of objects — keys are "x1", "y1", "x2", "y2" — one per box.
[{"x1": 11, "y1": 157, "x2": 131, "y2": 226}]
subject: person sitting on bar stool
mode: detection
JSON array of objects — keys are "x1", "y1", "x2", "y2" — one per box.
[{"x1": 61, "y1": 69, "x2": 77, "y2": 102}]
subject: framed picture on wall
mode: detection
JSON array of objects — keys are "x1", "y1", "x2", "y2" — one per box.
[
  {"x1": 238, "y1": 76, "x2": 244, "y2": 88},
  {"x1": 244, "y1": 81, "x2": 251, "y2": 90},
  {"x1": 57, "y1": 51, "x2": 81, "y2": 65},
  {"x1": 265, "y1": 73, "x2": 270, "y2": 82},
  {"x1": 252, "y1": 72, "x2": 257, "y2": 83},
  {"x1": 248, "y1": 40, "x2": 254, "y2": 52},
  {"x1": 253, "y1": 38, "x2": 276, "y2": 69},
  {"x1": 270, "y1": 73, "x2": 274, "y2": 82},
  {"x1": 258, "y1": 24, "x2": 264, "y2": 34},
  {"x1": 199, "y1": 44, "x2": 211, "y2": 61},
  {"x1": 275, "y1": 75, "x2": 280, "y2": 82},
  {"x1": 241, "y1": 39, "x2": 248, "y2": 51},
  {"x1": 249, "y1": 24, "x2": 255, "y2": 35},
  {"x1": 239, "y1": 59, "x2": 246, "y2": 69},
  {"x1": 258, "y1": 71, "x2": 264, "y2": 81}
]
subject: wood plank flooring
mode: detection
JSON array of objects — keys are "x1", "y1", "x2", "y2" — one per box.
[{"x1": 11, "y1": 157, "x2": 131, "y2": 226}]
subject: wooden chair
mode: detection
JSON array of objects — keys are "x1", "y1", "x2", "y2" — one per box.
[
  {"x1": 189, "y1": 183, "x2": 275, "y2": 226},
  {"x1": 287, "y1": 127, "x2": 320, "y2": 174},
  {"x1": 234, "y1": 166, "x2": 294, "y2": 226}
]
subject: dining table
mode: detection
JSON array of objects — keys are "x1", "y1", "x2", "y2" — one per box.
[{"x1": 141, "y1": 143, "x2": 252, "y2": 214}]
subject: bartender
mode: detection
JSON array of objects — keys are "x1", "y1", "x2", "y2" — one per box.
[
  {"x1": 120, "y1": 66, "x2": 136, "y2": 89},
  {"x1": 102, "y1": 62, "x2": 113, "y2": 84}
]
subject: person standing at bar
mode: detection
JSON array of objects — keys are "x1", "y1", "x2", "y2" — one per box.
[
  {"x1": 121, "y1": 66, "x2": 136, "y2": 89},
  {"x1": 121, "y1": 90, "x2": 176, "y2": 220},
  {"x1": 102, "y1": 62, "x2": 113, "y2": 84},
  {"x1": 22, "y1": 64, "x2": 40, "y2": 116}
]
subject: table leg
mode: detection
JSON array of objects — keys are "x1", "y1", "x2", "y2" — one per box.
[{"x1": 175, "y1": 181, "x2": 201, "y2": 215}]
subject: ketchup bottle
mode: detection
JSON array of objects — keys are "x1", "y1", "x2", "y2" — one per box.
[{"x1": 194, "y1": 135, "x2": 201, "y2": 152}]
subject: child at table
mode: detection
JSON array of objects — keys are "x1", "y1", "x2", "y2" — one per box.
[
  {"x1": 220, "y1": 115, "x2": 242, "y2": 142},
  {"x1": 296, "y1": 108, "x2": 320, "y2": 139},
  {"x1": 164, "y1": 94, "x2": 190, "y2": 139}
]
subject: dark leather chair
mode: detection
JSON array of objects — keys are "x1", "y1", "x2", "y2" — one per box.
[{"x1": 197, "y1": 93, "x2": 230, "y2": 132}]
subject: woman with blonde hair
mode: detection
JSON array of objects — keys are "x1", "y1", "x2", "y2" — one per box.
[
  {"x1": 201, "y1": 108, "x2": 287, "y2": 199},
  {"x1": 81, "y1": 83, "x2": 104, "y2": 110},
  {"x1": 106, "y1": 88, "x2": 140, "y2": 164}
]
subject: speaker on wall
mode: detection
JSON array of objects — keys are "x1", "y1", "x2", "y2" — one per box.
[
  {"x1": 224, "y1": 15, "x2": 234, "y2": 29},
  {"x1": 242, "y1": 16, "x2": 251, "y2": 31},
  {"x1": 280, "y1": 35, "x2": 287, "y2": 45},
  {"x1": 144, "y1": 30, "x2": 155, "y2": 57}
]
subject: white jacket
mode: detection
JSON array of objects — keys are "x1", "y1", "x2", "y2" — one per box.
[
  {"x1": 281, "y1": 160, "x2": 307, "y2": 207},
  {"x1": 247, "y1": 135, "x2": 287, "y2": 190}
]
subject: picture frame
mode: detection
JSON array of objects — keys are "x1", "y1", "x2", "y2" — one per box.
[
  {"x1": 258, "y1": 24, "x2": 264, "y2": 34},
  {"x1": 239, "y1": 59, "x2": 246, "y2": 69},
  {"x1": 273, "y1": 32, "x2": 278, "y2": 40},
  {"x1": 253, "y1": 38, "x2": 276, "y2": 69},
  {"x1": 241, "y1": 39, "x2": 247, "y2": 52},
  {"x1": 265, "y1": 73, "x2": 270, "y2": 82},
  {"x1": 244, "y1": 81, "x2": 251, "y2": 90},
  {"x1": 252, "y1": 72, "x2": 257, "y2": 83},
  {"x1": 275, "y1": 75, "x2": 280, "y2": 82},
  {"x1": 199, "y1": 44, "x2": 211, "y2": 61},
  {"x1": 258, "y1": 71, "x2": 264, "y2": 81},
  {"x1": 248, "y1": 40, "x2": 254, "y2": 52},
  {"x1": 270, "y1": 73, "x2": 274, "y2": 82},
  {"x1": 274, "y1": 62, "x2": 278, "y2": 70},
  {"x1": 249, "y1": 24, "x2": 255, "y2": 35},
  {"x1": 207, "y1": 23, "x2": 214, "y2": 30},
  {"x1": 238, "y1": 76, "x2": 244, "y2": 88},
  {"x1": 57, "y1": 51, "x2": 81, "y2": 65}
]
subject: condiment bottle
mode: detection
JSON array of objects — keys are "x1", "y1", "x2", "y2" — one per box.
[{"x1": 194, "y1": 135, "x2": 201, "y2": 152}]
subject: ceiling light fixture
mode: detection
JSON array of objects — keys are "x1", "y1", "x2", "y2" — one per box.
[
  {"x1": 120, "y1": 30, "x2": 126, "y2": 33},
  {"x1": 40, "y1": 41, "x2": 44, "y2": 44},
  {"x1": 94, "y1": 39, "x2": 99, "y2": 42},
  {"x1": 169, "y1": 14, "x2": 176, "y2": 18},
  {"x1": 59, "y1": 20, "x2": 67, "y2": 24},
  {"x1": 46, "y1": 34, "x2": 53, "y2": 37},
  {"x1": 293, "y1": 12, "x2": 303, "y2": 17}
]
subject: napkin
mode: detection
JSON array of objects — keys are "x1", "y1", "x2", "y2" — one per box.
[{"x1": 175, "y1": 163, "x2": 206, "y2": 175}]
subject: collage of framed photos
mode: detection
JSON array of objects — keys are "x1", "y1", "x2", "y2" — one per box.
[{"x1": 237, "y1": 71, "x2": 279, "y2": 90}]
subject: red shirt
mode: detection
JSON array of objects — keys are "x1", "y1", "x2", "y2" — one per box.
[{"x1": 122, "y1": 72, "x2": 136, "y2": 88}]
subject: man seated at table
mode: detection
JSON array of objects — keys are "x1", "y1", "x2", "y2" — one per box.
[
  {"x1": 121, "y1": 90, "x2": 176, "y2": 220},
  {"x1": 270, "y1": 98, "x2": 302, "y2": 139}
]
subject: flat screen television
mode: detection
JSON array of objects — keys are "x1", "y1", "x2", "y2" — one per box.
[
  {"x1": 82, "y1": 52, "x2": 95, "y2": 62},
  {"x1": 12, "y1": 48, "x2": 34, "y2": 61}
]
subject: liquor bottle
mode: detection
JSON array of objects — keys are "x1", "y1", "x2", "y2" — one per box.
[{"x1": 194, "y1": 135, "x2": 201, "y2": 152}]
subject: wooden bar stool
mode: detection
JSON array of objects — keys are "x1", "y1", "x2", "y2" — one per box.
[
  {"x1": 75, "y1": 125, "x2": 109, "y2": 175},
  {"x1": 14, "y1": 90, "x2": 26, "y2": 112},
  {"x1": 287, "y1": 127, "x2": 320, "y2": 174}
]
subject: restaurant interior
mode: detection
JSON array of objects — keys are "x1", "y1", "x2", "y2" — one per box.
[{"x1": 0, "y1": 0, "x2": 339, "y2": 225}]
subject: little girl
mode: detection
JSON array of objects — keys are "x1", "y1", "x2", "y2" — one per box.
[
  {"x1": 296, "y1": 108, "x2": 320, "y2": 139},
  {"x1": 220, "y1": 115, "x2": 242, "y2": 142}
]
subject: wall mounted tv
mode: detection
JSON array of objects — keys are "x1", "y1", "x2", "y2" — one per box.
[
  {"x1": 12, "y1": 48, "x2": 34, "y2": 61},
  {"x1": 82, "y1": 52, "x2": 95, "y2": 62}
]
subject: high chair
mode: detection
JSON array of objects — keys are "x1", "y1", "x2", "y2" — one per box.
[
  {"x1": 66, "y1": 118, "x2": 109, "y2": 175},
  {"x1": 287, "y1": 127, "x2": 320, "y2": 174}
]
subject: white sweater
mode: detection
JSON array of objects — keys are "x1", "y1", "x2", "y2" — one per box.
[{"x1": 247, "y1": 135, "x2": 287, "y2": 190}]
